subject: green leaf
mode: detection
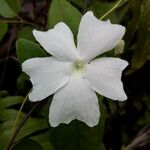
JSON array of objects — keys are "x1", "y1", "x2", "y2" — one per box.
[
  {"x1": 16, "y1": 73, "x2": 29, "y2": 94},
  {"x1": 0, "y1": 96, "x2": 23, "y2": 109},
  {"x1": 30, "y1": 132, "x2": 53, "y2": 150},
  {"x1": 0, "y1": 115, "x2": 48, "y2": 149},
  {"x1": 16, "y1": 39, "x2": 47, "y2": 63},
  {"x1": 5, "y1": 0, "x2": 20, "y2": 14},
  {"x1": 71, "y1": 0, "x2": 85, "y2": 9},
  {"x1": 0, "y1": 0, "x2": 20, "y2": 18},
  {"x1": 131, "y1": 1, "x2": 150, "y2": 68},
  {"x1": 91, "y1": 1, "x2": 127, "y2": 24},
  {"x1": 17, "y1": 26, "x2": 35, "y2": 41},
  {"x1": 48, "y1": 0, "x2": 81, "y2": 35},
  {"x1": 0, "y1": 90, "x2": 8, "y2": 98},
  {"x1": 0, "y1": 23, "x2": 8, "y2": 42},
  {"x1": 0, "y1": 109, "x2": 22, "y2": 121},
  {"x1": 12, "y1": 139, "x2": 43, "y2": 150},
  {"x1": 126, "y1": 0, "x2": 150, "y2": 74},
  {"x1": 50, "y1": 96, "x2": 106, "y2": 150},
  {"x1": 16, "y1": 118, "x2": 48, "y2": 141}
]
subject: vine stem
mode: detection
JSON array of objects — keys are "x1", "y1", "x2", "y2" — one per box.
[
  {"x1": 83, "y1": 0, "x2": 88, "y2": 13},
  {"x1": 9, "y1": 89, "x2": 32, "y2": 144},
  {"x1": 100, "y1": 0, "x2": 122, "y2": 20},
  {"x1": 6, "y1": 101, "x2": 41, "y2": 150},
  {"x1": 0, "y1": 18, "x2": 40, "y2": 28}
]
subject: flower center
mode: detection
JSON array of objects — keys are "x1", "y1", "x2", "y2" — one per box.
[
  {"x1": 72, "y1": 59, "x2": 85, "y2": 73},
  {"x1": 75, "y1": 59, "x2": 85, "y2": 69}
]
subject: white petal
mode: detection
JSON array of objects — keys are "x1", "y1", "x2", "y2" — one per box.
[
  {"x1": 77, "y1": 11, "x2": 125, "y2": 62},
  {"x1": 84, "y1": 58, "x2": 128, "y2": 100},
  {"x1": 33, "y1": 22, "x2": 78, "y2": 61},
  {"x1": 49, "y1": 75, "x2": 100, "y2": 127},
  {"x1": 22, "y1": 57, "x2": 71, "y2": 101}
]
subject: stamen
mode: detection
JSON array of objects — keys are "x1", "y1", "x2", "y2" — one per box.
[
  {"x1": 75, "y1": 59, "x2": 85, "y2": 69},
  {"x1": 72, "y1": 59, "x2": 85, "y2": 74}
]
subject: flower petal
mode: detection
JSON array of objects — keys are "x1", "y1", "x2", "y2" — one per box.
[
  {"x1": 77, "y1": 11, "x2": 125, "y2": 62},
  {"x1": 22, "y1": 57, "x2": 71, "y2": 101},
  {"x1": 84, "y1": 58, "x2": 128, "y2": 100},
  {"x1": 33, "y1": 22, "x2": 78, "y2": 61},
  {"x1": 49, "y1": 75, "x2": 100, "y2": 127}
]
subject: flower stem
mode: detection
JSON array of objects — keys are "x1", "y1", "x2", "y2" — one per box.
[
  {"x1": 100, "y1": 0, "x2": 122, "y2": 20},
  {"x1": 0, "y1": 18, "x2": 40, "y2": 28},
  {"x1": 9, "y1": 89, "x2": 32, "y2": 145},
  {"x1": 6, "y1": 101, "x2": 41, "y2": 150}
]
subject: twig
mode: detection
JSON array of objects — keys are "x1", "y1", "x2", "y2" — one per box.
[
  {"x1": 100, "y1": 0, "x2": 122, "y2": 20},
  {"x1": 0, "y1": 18, "x2": 41, "y2": 28},
  {"x1": 125, "y1": 124, "x2": 150, "y2": 150},
  {"x1": 83, "y1": 0, "x2": 88, "y2": 13}
]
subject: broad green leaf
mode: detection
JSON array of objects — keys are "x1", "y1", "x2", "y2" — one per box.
[
  {"x1": 48, "y1": 0, "x2": 81, "y2": 35},
  {"x1": 0, "y1": 109, "x2": 23, "y2": 121},
  {"x1": 17, "y1": 26, "x2": 35, "y2": 41},
  {"x1": 16, "y1": 118, "x2": 48, "y2": 141},
  {"x1": 16, "y1": 39, "x2": 47, "y2": 63},
  {"x1": 30, "y1": 132, "x2": 53, "y2": 150},
  {"x1": 0, "y1": 96, "x2": 23, "y2": 108},
  {"x1": 0, "y1": 114, "x2": 48, "y2": 149},
  {"x1": 12, "y1": 139, "x2": 43, "y2": 150},
  {"x1": 0, "y1": 0, "x2": 20, "y2": 18},
  {"x1": 0, "y1": 23, "x2": 8, "y2": 42},
  {"x1": 50, "y1": 96, "x2": 106, "y2": 150},
  {"x1": 5, "y1": 0, "x2": 20, "y2": 14}
]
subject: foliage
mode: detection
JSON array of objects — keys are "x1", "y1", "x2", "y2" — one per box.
[
  {"x1": 48, "y1": 0, "x2": 81, "y2": 35},
  {"x1": 0, "y1": 0, "x2": 20, "y2": 18},
  {"x1": 0, "y1": 0, "x2": 149, "y2": 150}
]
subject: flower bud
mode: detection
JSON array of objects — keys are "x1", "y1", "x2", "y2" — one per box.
[{"x1": 114, "y1": 40, "x2": 125, "y2": 55}]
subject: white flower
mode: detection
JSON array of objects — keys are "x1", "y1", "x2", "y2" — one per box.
[{"x1": 22, "y1": 11, "x2": 128, "y2": 127}]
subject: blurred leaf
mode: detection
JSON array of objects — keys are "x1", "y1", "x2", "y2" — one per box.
[
  {"x1": 39, "y1": 97, "x2": 52, "y2": 118},
  {"x1": 0, "y1": 109, "x2": 22, "y2": 121},
  {"x1": 124, "y1": 0, "x2": 141, "y2": 48},
  {"x1": 0, "y1": 96, "x2": 23, "y2": 108},
  {"x1": 17, "y1": 26, "x2": 35, "y2": 41},
  {"x1": 127, "y1": 0, "x2": 150, "y2": 74},
  {"x1": 12, "y1": 139, "x2": 43, "y2": 150},
  {"x1": 0, "y1": 113, "x2": 48, "y2": 149},
  {"x1": 128, "y1": 0, "x2": 143, "y2": 17},
  {"x1": 50, "y1": 96, "x2": 106, "y2": 150},
  {"x1": 0, "y1": 0, "x2": 20, "y2": 18},
  {"x1": 16, "y1": 73, "x2": 29, "y2": 94},
  {"x1": 30, "y1": 132, "x2": 53, "y2": 150},
  {"x1": 0, "y1": 90, "x2": 9, "y2": 98},
  {"x1": 16, "y1": 118, "x2": 48, "y2": 141},
  {"x1": 48, "y1": 0, "x2": 81, "y2": 35},
  {"x1": 0, "y1": 23, "x2": 8, "y2": 42},
  {"x1": 131, "y1": 2, "x2": 150, "y2": 67},
  {"x1": 5, "y1": 0, "x2": 20, "y2": 14},
  {"x1": 71, "y1": 0, "x2": 85, "y2": 9},
  {"x1": 91, "y1": 1, "x2": 128, "y2": 23},
  {"x1": 16, "y1": 39, "x2": 47, "y2": 63},
  {"x1": 91, "y1": 2, "x2": 117, "y2": 23}
]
